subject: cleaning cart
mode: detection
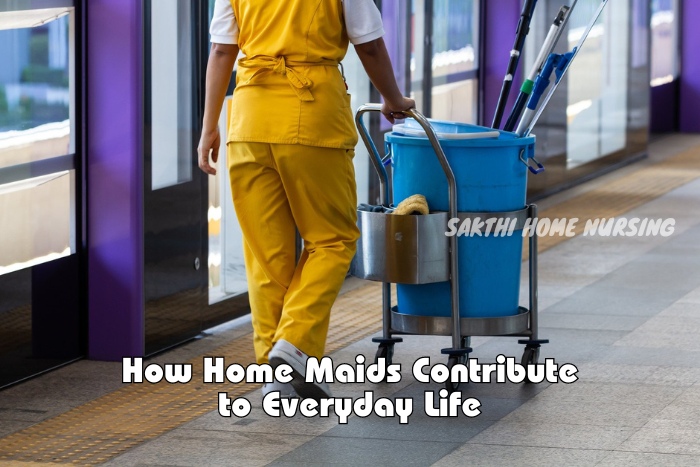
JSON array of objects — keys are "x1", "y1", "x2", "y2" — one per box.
[{"x1": 351, "y1": 104, "x2": 548, "y2": 391}]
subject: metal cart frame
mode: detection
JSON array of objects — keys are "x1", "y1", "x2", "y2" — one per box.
[{"x1": 353, "y1": 104, "x2": 548, "y2": 390}]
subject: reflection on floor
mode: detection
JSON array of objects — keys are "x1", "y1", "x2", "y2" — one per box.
[
  {"x1": 144, "y1": 285, "x2": 252, "y2": 355},
  {"x1": 0, "y1": 305, "x2": 30, "y2": 356}
]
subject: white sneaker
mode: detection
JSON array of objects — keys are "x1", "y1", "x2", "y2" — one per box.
[
  {"x1": 261, "y1": 379, "x2": 297, "y2": 398},
  {"x1": 268, "y1": 339, "x2": 331, "y2": 401}
]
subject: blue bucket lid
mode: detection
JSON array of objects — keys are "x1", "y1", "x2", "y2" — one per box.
[{"x1": 386, "y1": 118, "x2": 535, "y2": 148}]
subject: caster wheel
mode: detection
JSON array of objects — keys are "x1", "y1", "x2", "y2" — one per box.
[
  {"x1": 375, "y1": 343, "x2": 394, "y2": 367},
  {"x1": 444, "y1": 355, "x2": 467, "y2": 393},
  {"x1": 521, "y1": 346, "x2": 540, "y2": 384}
]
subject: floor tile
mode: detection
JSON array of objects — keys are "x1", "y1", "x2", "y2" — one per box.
[
  {"x1": 103, "y1": 428, "x2": 313, "y2": 467},
  {"x1": 597, "y1": 451, "x2": 700, "y2": 467},
  {"x1": 673, "y1": 385, "x2": 700, "y2": 406},
  {"x1": 543, "y1": 285, "x2": 682, "y2": 317},
  {"x1": 268, "y1": 436, "x2": 460, "y2": 467},
  {"x1": 468, "y1": 420, "x2": 635, "y2": 450},
  {"x1": 652, "y1": 402, "x2": 700, "y2": 423},
  {"x1": 472, "y1": 327, "x2": 626, "y2": 367},
  {"x1": 597, "y1": 346, "x2": 700, "y2": 368},
  {"x1": 501, "y1": 396, "x2": 666, "y2": 428},
  {"x1": 614, "y1": 315, "x2": 700, "y2": 352},
  {"x1": 321, "y1": 410, "x2": 494, "y2": 443},
  {"x1": 538, "y1": 313, "x2": 648, "y2": 332},
  {"x1": 574, "y1": 363, "x2": 700, "y2": 387},
  {"x1": 535, "y1": 381, "x2": 683, "y2": 405},
  {"x1": 658, "y1": 301, "x2": 700, "y2": 317},
  {"x1": 617, "y1": 419, "x2": 700, "y2": 455},
  {"x1": 184, "y1": 406, "x2": 339, "y2": 438},
  {"x1": 0, "y1": 419, "x2": 29, "y2": 437},
  {"x1": 433, "y1": 443, "x2": 608, "y2": 467}
]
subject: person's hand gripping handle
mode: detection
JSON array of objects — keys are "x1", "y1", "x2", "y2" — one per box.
[
  {"x1": 382, "y1": 96, "x2": 416, "y2": 124},
  {"x1": 355, "y1": 38, "x2": 415, "y2": 124}
]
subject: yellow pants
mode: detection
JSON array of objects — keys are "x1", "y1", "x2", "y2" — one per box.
[{"x1": 228, "y1": 142, "x2": 359, "y2": 363}]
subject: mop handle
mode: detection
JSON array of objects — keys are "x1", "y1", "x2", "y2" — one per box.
[
  {"x1": 504, "y1": 4, "x2": 573, "y2": 132},
  {"x1": 491, "y1": 0, "x2": 539, "y2": 129},
  {"x1": 520, "y1": 0, "x2": 610, "y2": 137}
]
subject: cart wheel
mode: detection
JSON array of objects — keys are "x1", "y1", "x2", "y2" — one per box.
[
  {"x1": 375, "y1": 343, "x2": 394, "y2": 367},
  {"x1": 521, "y1": 346, "x2": 540, "y2": 384},
  {"x1": 445, "y1": 355, "x2": 467, "y2": 393}
]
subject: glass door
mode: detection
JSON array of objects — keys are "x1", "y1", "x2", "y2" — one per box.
[
  {"x1": 144, "y1": 0, "x2": 250, "y2": 354},
  {"x1": 521, "y1": 0, "x2": 650, "y2": 198},
  {"x1": 143, "y1": 0, "x2": 208, "y2": 354},
  {"x1": 0, "y1": 1, "x2": 83, "y2": 388}
]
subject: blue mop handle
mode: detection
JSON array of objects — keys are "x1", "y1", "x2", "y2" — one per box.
[{"x1": 515, "y1": 53, "x2": 558, "y2": 135}]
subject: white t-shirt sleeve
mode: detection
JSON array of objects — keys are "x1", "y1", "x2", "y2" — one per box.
[
  {"x1": 210, "y1": 0, "x2": 239, "y2": 45},
  {"x1": 343, "y1": 0, "x2": 385, "y2": 45}
]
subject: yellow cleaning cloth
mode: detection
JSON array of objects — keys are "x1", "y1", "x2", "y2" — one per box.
[{"x1": 392, "y1": 194, "x2": 429, "y2": 215}]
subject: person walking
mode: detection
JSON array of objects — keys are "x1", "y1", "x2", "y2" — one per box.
[{"x1": 198, "y1": 0, "x2": 414, "y2": 400}]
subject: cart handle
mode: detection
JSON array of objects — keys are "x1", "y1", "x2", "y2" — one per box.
[
  {"x1": 354, "y1": 105, "x2": 458, "y2": 223},
  {"x1": 354, "y1": 104, "x2": 462, "y2": 350},
  {"x1": 355, "y1": 104, "x2": 391, "y2": 207}
]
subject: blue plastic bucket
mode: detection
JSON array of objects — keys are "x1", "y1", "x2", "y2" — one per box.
[{"x1": 386, "y1": 119, "x2": 536, "y2": 318}]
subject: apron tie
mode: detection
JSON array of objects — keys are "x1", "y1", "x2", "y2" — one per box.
[{"x1": 238, "y1": 56, "x2": 339, "y2": 102}]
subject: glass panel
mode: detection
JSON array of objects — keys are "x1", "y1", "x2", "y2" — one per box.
[
  {"x1": 410, "y1": 0, "x2": 425, "y2": 113},
  {"x1": 381, "y1": 0, "x2": 410, "y2": 96},
  {"x1": 0, "y1": 268, "x2": 32, "y2": 387},
  {"x1": 650, "y1": 0, "x2": 679, "y2": 86},
  {"x1": 207, "y1": 0, "x2": 246, "y2": 303},
  {"x1": 431, "y1": 0, "x2": 479, "y2": 123},
  {"x1": 344, "y1": 47, "x2": 372, "y2": 205},
  {"x1": 0, "y1": 170, "x2": 74, "y2": 275},
  {"x1": 0, "y1": 10, "x2": 73, "y2": 168},
  {"x1": 0, "y1": 1, "x2": 80, "y2": 389},
  {"x1": 209, "y1": 97, "x2": 247, "y2": 303},
  {"x1": 521, "y1": 0, "x2": 648, "y2": 197},
  {"x1": 380, "y1": 0, "x2": 411, "y2": 132},
  {"x1": 566, "y1": 0, "x2": 628, "y2": 168},
  {"x1": 0, "y1": 254, "x2": 81, "y2": 389},
  {"x1": 150, "y1": 0, "x2": 193, "y2": 190}
]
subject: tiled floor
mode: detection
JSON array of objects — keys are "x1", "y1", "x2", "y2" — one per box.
[{"x1": 2, "y1": 134, "x2": 700, "y2": 466}]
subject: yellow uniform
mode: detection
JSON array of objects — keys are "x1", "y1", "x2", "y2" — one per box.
[{"x1": 227, "y1": 0, "x2": 360, "y2": 362}]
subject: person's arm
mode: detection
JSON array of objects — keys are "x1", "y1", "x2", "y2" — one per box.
[
  {"x1": 198, "y1": 42, "x2": 239, "y2": 175},
  {"x1": 354, "y1": 38, "x2": 415, "y2": 124}
]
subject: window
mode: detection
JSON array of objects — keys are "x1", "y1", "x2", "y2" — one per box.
[
  {"x1": 0, "y1": 9, "x2": 72, "y2": 164},
  {"x1": 430, "y1": 0, "x2": 479, "y2": 123},
  {"x1": 0, "y1": 0, "x2": 81, "y2": 389},
  {"x1": 650, "y1": 0, "x2": 679, "y2": 87},
  {"x1": 0, "y1": 6, "x2": 76, "y2": 274},
  {"x1": 521, "y1": 0, "x2": 649, "y2": 197},
  {"x1": 149, "y1": 0, "x2": 193, "y2": 190},
  {"x1": 206, "y1": 1, "x2": 246, "y2": 303},
  {"x1": 565, "y1": 0, "x2": 629, "y2": 168},
  {"x1": 383, "y1": 0, "x2": 480, "y2": 123}
]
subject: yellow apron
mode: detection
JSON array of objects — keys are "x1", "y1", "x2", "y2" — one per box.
[
  {"x1": 227, "y1": 0, "x2": 361, "y2": 362},
  {"x1": 227, "y1": 0, "x2": 358, "y2": 149}
]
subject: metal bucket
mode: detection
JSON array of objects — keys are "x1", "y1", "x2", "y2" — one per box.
[{"x1": 350, "y1": 210, "x2": 449, "y2": 284}]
